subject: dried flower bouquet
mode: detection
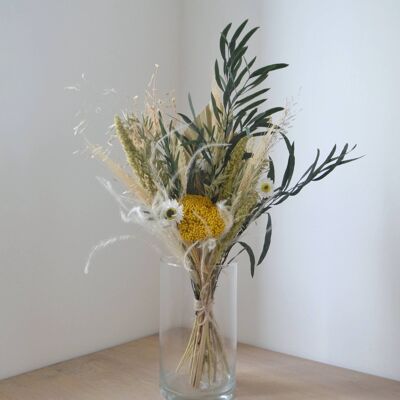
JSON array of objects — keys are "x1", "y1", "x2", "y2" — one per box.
[{"x1": 87, "y1": 20, "x2": 359, "y2": 389}]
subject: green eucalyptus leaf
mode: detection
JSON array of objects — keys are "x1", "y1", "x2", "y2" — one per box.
[
  {"x1": 178, "y1": 112, "x2": 205, "y2": 142},
  {"x1": 188, "y1": 93, "x2": 196, "y2": 120},
  {"x1": 273, "y1": 192, "x2": 290, "y2": 205},
  {"x1": 257, "y1": 214, "x2": 272, "y2": 265},
  {"x1": 241, "y1": 108, "x2": 259, "y2": 128},
  {"x1": 211, "y1": 92, "x2": 222, "y2": 124},
  {"x1": 230, "y1": 19, "x2": 248, "y2": 48},
  {"x1": 297, "y1": 148, "x2": 320, "y2": 184},
  {"x1": 249, "y1": 107, "x2": 284, "y2": 130},
  {"x1": 268, "y1": 157, "x2": 275, "y2": 181},
  {"x1": 237, "y1": 241, "x2": 256, "y2": 277},
  {"x1": 220, "y1": 23, "x2": 232, "y2": 61},
  {"x1": 237, "y1": 98, "x2": 266, "y2": 114},
  {"x1": 324, "y1": 144, "x2": 337, "y2": 164},
  {"x1": 236, "y1": 88, "x2": 270, "y2": 106},
  {"x1": 234, "y1": 56, "x2": 257, "y2": 87},
  {"x1": 214, "y1": 60, "x2": 224, "y2": 90},
  {"x1": 229, "y1": 46, "x2": 248, "y2": 71},
  {"x1": 236, "y1": 27, "x2": 259, "y2": 53},
  {"x1": 178, "y1": 112, "x2": 193, "y2": 126},
  {"x1": 249, "y1": 63, "x2": 289, "y2": 78},
  {"x1": 281, "y1": 134, "x2": 295, "y2": 189},
  {"x1": 247, "y1": 73, "x2": 269, "y2": 88}
]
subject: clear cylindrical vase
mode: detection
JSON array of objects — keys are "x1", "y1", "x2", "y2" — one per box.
[{"x1": 159, "y1": 257, "x2": 237, "y2": 400}]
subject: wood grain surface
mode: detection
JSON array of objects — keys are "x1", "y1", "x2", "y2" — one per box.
[{"x1": 0, "y1": 335, "x2": 399, "y2": 399}]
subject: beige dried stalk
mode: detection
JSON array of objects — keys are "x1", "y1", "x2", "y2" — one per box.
[{"x1": 114, "y1": 116, "x2": 156, "y2": 196}]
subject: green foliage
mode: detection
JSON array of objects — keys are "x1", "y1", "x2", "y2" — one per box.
[
  {"x1": 212, "y1": 21, "x2": 360, "y2": 275},
  {"x1": 215, "y1": 19, "x2": 287, "y2": 139},
  {"x1": 177, "y1": 19, "x2": 289, "y2": 195},
  {"x1": 111, "y1": 20, "x2": 360, "y2": 279},
  {"x1": 258, "y1": 214, "x2": 272, "y2": 266},
  {"x1": 263, "y1": 143, "x2": 361, "y2": 211}
]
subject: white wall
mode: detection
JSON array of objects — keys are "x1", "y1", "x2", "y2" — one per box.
[
  {"x1": 0, "y1": 0, "x2": 180, "y2": 379},
  {"x1": 180, "y1": 0, "x2": 400, "y2": 381}
]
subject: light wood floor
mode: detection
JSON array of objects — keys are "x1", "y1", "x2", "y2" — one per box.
[{"x1": 0, "y1": 335, "x2": 399, "y2": 399}]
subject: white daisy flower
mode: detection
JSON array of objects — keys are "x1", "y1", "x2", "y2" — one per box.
[
  {"x1": 258, "y1": 177, "x2": 274, "y2": 198},
  {"x1": 157, "y1": 199, "x2": 184, "y2": 224}
]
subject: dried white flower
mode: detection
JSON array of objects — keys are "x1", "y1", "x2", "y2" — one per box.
[
  {"x1": 157, "y1": 199, "x2": 184, "y2": 224},
  {"x1": 258, "y1": 177, "x2": 274, "y2": 197}
]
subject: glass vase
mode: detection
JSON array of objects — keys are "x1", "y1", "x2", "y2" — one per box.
[{"x1": 159, "y1": 257, "x2": 237, "y2": 400}]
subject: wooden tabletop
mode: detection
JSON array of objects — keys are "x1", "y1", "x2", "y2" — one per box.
[{"x1": 0, "y1": 335, "x2": 399, "y2": 399}]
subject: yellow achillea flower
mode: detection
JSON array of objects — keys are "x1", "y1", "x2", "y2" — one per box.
[{"x1": 178, "y1": 195, "x2": 225, "y2": 242}]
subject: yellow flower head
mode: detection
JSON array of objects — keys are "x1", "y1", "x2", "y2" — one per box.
[{"x1": 178, "y1": 195, "x2": 225, "y2": 242}]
